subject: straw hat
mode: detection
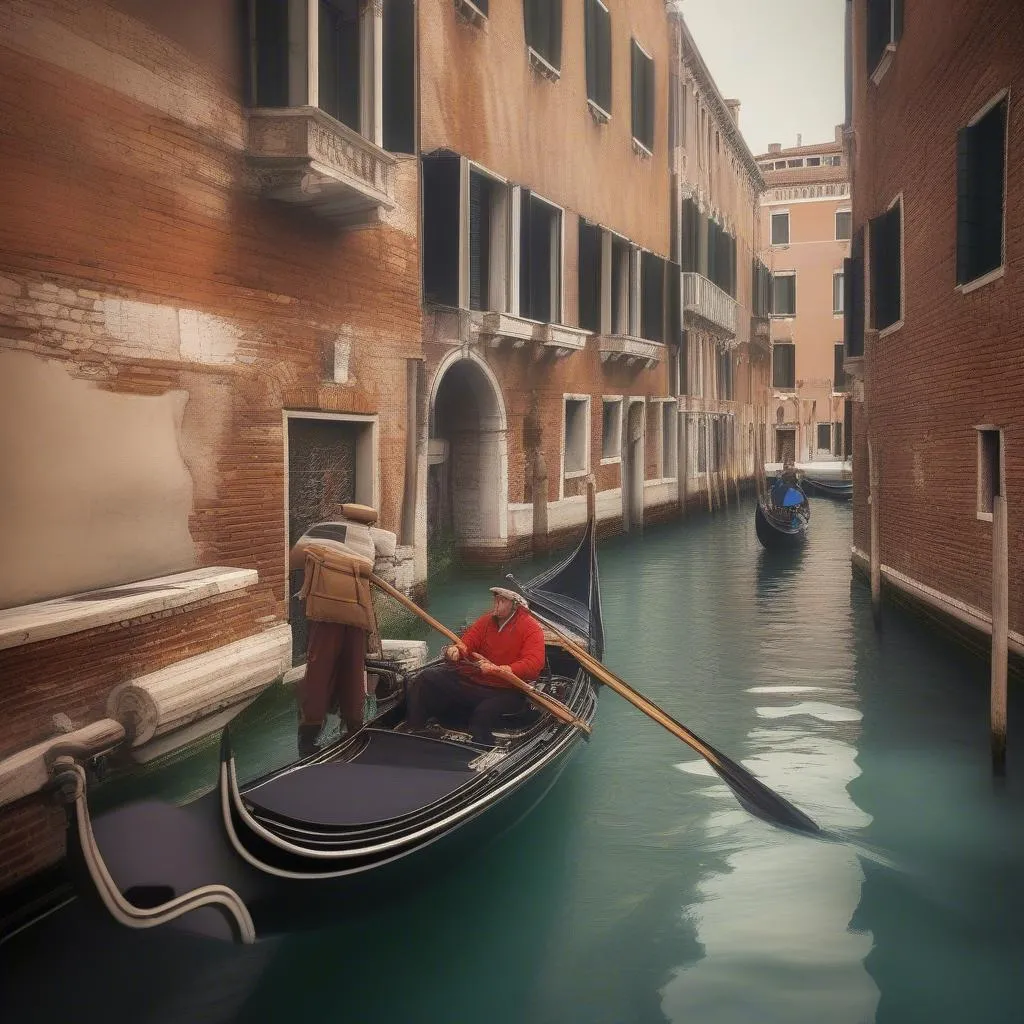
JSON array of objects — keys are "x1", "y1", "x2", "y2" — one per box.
[{"x1": 489, "y1": 586, "x2": 528, "y2": 609}]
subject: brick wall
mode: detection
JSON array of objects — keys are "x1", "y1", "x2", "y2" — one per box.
[{"x1": 850, "y1": 0, "x2": 1024, "y2": 633}]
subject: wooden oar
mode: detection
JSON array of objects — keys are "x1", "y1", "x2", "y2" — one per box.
[
  {"x1": 515, "y1": 594, "x2": 820, "y2": 835},
  {"x1": 369, "y1": 574, "x2": 592, "y2": 736}
]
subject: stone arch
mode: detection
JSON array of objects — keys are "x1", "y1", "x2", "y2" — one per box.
[{"x1": 427, "y1": 350, "x2": 509, "y2": 549}]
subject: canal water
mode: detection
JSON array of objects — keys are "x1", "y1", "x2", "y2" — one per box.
[{"x1": 4, "y1": 499, "x2": 1024, "y2": 1023}]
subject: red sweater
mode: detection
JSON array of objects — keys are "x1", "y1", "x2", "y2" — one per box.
[{"x1": 456, "y1": 608, "x2": 546, "y2": 689}]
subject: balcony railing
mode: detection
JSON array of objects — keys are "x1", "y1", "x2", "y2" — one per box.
[
  {"x1": 681, "y1": 272, "x2": 738, "y2": 337},
  {"x1": 246, "y1": 107, "x2": 395, "y2": 228}
]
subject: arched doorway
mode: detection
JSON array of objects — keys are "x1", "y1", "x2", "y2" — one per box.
[{"x1": 428, "y1": 353, "x2": 508, "y2": 553}]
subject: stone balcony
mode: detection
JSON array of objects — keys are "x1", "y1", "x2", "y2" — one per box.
[
  {"x1": 682, "y1": 272, "x2": 738, "y2": 338},
  {"x1": 597, "y1": 334, "x2": 665, "y2": 369},
  {"x1": 478, "y1": 313, "x2": 589, "y2": 358},
  {"x1": 245, "y1": 107, "x2": 396, "y2": 228}
]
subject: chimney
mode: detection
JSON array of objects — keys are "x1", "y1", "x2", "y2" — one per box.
[
  {"x1": 835, "y1": 124, "x2": 844, "y2": 143},
  {"x1": 797, "y1": 133, "x2": 802, "y2": 148},
  {"x1": 768, "y1": 143, "x2": 782, "y2": 154},
  {"x1": 724, "y1": 99, "x2": 741, "y2": 126}
]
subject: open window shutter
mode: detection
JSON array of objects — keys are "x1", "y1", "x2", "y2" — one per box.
[
  {"x1": 520, "y1": 190, "x2": 533, "y2": 319},
  {"x1": 524, "y1": 0, "x2": 536, "y2": 52},
  {"x1": 578, "y1": 221, "x2": 601, "y2": 332},
  {"x1": 668, "y1": 262, "x2": 681, "y2": 346},
  {"x1": 976, "y1": 100, "x2": 1006, "y2": 279},
  {"x1": 631, "y1": 42, "x2": 642, "y2": 142},
  {"x1": 549, "y1": 0, "x2": 563, "y2": 69},
  {"x1": 584, "y1": 0, "x2": 597, "y2": 102},
  {"x1": 644, "y1": 55, "x2": 655, "y2": 150},
  {"x1": 598, "y1": 5, "x2": 612, "y2": 113},
  {"x1": 956, "y1": 127, "x2": 972, "y2": 284},
  {"x1": 422, "y1": 152, "x2": 461, "y2": 308},
  {"x1": 893, "y1": 0, "x2": 904, "y2": 43},
  {"x1": 469, "y1": 173, "x2": 489, "y2": 312},
  {"x1": 383, "y1": 0, "x2": 416, "y2": 153}
]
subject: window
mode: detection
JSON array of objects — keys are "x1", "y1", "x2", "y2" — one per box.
[
  {"x1": 469, "y1": 168, "x2": 508, "y2": 312},
  {"x1": 525, "y1": 0, "x2": 562, "y2": 72},
  {"x1": 771, "y1": 211, "x2": 790, "y2": 246},
  {"x1": 869, "y1": 199, "x2": 902, "y2": 331},
  {"x1": 957, "y1": 94, "x2": 1008, "y2": 287},
  {"x1": 833, "y1": 343, "x2": 849, "y2": 393},
  {"x1": 318, "y1": 1, "x2": 362, "y2": 131},
  {"x1": 661, "y1": 403, "x2": 678, "y2": 478},
  {"x1": 584, "y1": 0, "x2": 612, "y2": 117},
  {"x1": 520, "y1": 192, "x2": 562, "y2": 322},
  {"x1": 806, "y1": 156, "x2": 822, "y2": 167},
  {"x1": 786, "y1": 159, "x2": 802, "y2": 168},
  {"x1": 977, "y1": 427, "x2": 1003, "y2": 519},
  {"x1": 772, "y1": 273, "x2": 796, "y2": 317},
  {"x1": 832, "y1": 421, "x2": 843, "y2": 457},
  {"x1": 773, "y1": 342, "x2": 795, "y2": 390},
  {"x1": 836, "y1": 210, "x2": 852, "y2": 241},
  {"x1": 382, "y1": 0, "x2": 416, "y2": 152},
  {"x1": 631, "y1": 40, "x2": 655, "y2": 152},
  {"x1": 833, "y1": 271, "x2": 845, "y2": 314},
  {"x1": 681, "y1": 198, "x2": 700, "y2": 273},
  {"x1": 601, "y1": 399, "x2": 622, "y2": 461},
  {"x1": 844, "y1": 228, "x2": 865, "y2": 357},
  {"x1": 640, "y1": 251, "x2": 665, "y2": 342},
  {"x1": 422, "y1": 152, "x2": 461, "y2": 307},
  {"x1": 752, "y1": 258, "x2": 772, "y2": 317},
  {"x1": 866, "y1": 0, "x2": 903, "y2": 78},
  {"x1": 563, "y1": 398, "x2": 589, "y2": 475},
  {"x1": 717, "y1": 349, "x2": 733, "y2": 400},
  {"x1": 817, "y1": 423, "x2": 832, "y2": 452},
  {"x1": 610, "y1": 235, "x2": 633, "y2": 334},
  {"x1": 578, "y1": 220, "x2": 602, "y2": 332}
]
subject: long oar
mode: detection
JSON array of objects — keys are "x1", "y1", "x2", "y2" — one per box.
[
  {"x1": 369, "y1": 574, "x2": 591, "y2": 736},
  {"x1": 513, "y1": 589, "x2": 819, "y2": 835}
]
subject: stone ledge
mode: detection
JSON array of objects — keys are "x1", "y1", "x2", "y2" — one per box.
[{"x1": 0, "y1": 567, "x2": 258, "y2": 652}]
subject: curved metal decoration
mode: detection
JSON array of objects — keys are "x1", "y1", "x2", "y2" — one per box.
[{"x1": 52, "y1": 756, "x2": 256, "y2": 944}]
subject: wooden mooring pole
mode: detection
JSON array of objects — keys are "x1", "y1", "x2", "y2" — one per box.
[
  {"x1": 868, "y1": 435, "x2": 881, "y2": 629},
  {"x1": 991, "y1": 494, "x2": 1009, "y2": 776}
]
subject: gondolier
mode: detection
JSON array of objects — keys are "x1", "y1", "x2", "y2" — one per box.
[{"x1": 407, "y1": 587, "x2": 546, "y2": 745}]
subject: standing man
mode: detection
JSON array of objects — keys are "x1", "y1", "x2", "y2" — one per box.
[{"x1": 407, "y1": 587, "x2": 546, "y2": 745}]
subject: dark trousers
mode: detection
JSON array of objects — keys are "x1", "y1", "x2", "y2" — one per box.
[
  {"x1": 407, "y1": 665, "x2": 528, "y2": 745},
  {"x1": 299, "y1": 620, "x2": 366, "y2": 732}
]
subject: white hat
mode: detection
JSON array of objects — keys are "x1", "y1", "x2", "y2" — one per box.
[{"x1": 489, "y1": 586, "x2": 528, "y2": 609}]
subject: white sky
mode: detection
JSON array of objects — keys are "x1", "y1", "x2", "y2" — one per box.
[{"x1": 680, "y1": 0, "x2": 846, "y2": 157}]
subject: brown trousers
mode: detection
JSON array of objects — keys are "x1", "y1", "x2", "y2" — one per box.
[{"x1": 299, "y1": 620, "x2": 366, "y2": 730}]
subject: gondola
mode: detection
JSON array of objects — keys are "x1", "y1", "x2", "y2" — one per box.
[
  {"x1": 802, "y1": 476, "x2": 853, "y2": 501},
  {"x1": 755, "y1": 479, "x2": 810, "y2": 550},
  {"x1": 57, "y1": 516, "x2": 604, "y2": 943}
]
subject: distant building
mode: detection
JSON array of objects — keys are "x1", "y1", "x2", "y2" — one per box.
[
  {"x1": 845, "y1": 0, "x2": 1023, "y2": 645},
  {"x1": 756, "y1": 130, "x2": 852, "y2": 464}
]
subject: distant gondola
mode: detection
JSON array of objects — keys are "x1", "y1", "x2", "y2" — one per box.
[
  {"x1": 802, "y1": 476, "x2": 853, "y2": 501},
  {"x1": 58, "y1": 517, "x2": 604, "y2": 943},
  {"x1": 755, "y1": 479, "x2": 810, "y2": 550}
]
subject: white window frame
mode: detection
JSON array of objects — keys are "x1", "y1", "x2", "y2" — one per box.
[
  {"x1": 518, "y1": 189, "x2": 565, "y2": 324},
  {"x1": 956, "y1": 88, "x2": 1011, "y2": 296},
  {"x1": 869, "y1": 0, "x2": 901, "y2": 87},
  {"x1": 466, "y1": 159, "x2": 512, "y2": 314},
  {"x1": 561, "y1": 394, "x2": 591, "y2": 493},
  {"x1": 877, "y1": 192, "x2": 905, "y2": 339},
  {"x1": 770, "y1": 210, "x2": 790, "y2": 247},
  {"x1": 771, "y1": 270, "x2": 796, "y2": 318},
  {"x1": 600, "y1": 396, "x2": 623, "y2": 464},
  {"x1": 282, "y1": 410, "x2": 379, "y2": 602},
  {"x1": 833, "y1": 270, "x2": 845, "y2": 315},
  {"x1": 835, "y1": 207, "x2": 853, "y2": 241},
  {"x1": 975, "y1": 425, "x2": 1005, "y2": 523}
]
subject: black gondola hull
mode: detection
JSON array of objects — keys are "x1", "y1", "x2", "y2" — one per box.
[
  {"x1": 802, "y1": 477, "x2": 853, "y2": 500},
  {"x1": 755, "y1": 498, "x2": 809, "y2": 550}
]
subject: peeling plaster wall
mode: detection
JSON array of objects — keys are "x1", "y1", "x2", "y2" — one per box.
[{"x1": 0, "y1": 350, "x2": 197, "y2": 608}]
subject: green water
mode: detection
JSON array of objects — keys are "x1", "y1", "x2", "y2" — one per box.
[{"x1": 5, "y1": 500, "x2": 1024, "y2": 1023}]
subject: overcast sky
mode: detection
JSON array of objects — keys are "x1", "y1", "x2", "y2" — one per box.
[{"x1": 680, "y1": 0, "x2": 846, "y2": 157}]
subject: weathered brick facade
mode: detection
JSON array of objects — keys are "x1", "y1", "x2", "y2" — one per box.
[
  {"x1": 847, "y1": 0, "x2": 1024, "y2": 640},
  {"x1": 0, "y1": 0, "x2": 421, "y2": 890}
]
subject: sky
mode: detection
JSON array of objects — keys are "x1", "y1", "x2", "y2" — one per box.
[{"x1": 679, "y1": 0, "x2": 846, "y2": 157}]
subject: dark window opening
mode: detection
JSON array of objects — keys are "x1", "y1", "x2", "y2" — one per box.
[
  {"x1": 772, "y1": 274, "x2": 796, "y2": 317},
  {"x1": 469, "y1": 171, "x2": 493, "y2": 312},
  {"x1": 319, "y1": 0, "x2": 361, "y2": 131},
  {"x1": 834, "y1": 343, "x2": 849, "y2": 393},
  {"x1": 520, "y1": 192, "x2": 561, "y2": 323},
  {"x1": 844, "y1": 228, "x2": 865, "y2": 357},
  {"x1": 641, "y1": 252, "x2": 665, "y2": 342},
  {"x1": 752, "y1": 258, "x2": 773, "y2": 317},
  {"x1": 836, "y1": 210, "x2": 852, "y2": 241},
  {"x1": 578, "y1": 220, "x2": 602, "y2": 332},
  {"x1": 979, "y1": 429, "x2": 1002, "y2": 515},
  {"x1": 525, "y1": 0, "x2": 562, "y2": 70},
  {"x1": 869, "y1": 201, "x2": 901, "y2": 331},
  {"x1": 383, "y1": 0, "x2": 415, "y2": 152},
  {"x1": 817, "y1": 423, "x2": 832, "y2": 451},
  {"x1": 585, "y1": 0, "x2": 612, "y2": 114},
  {"x1": 631, "y1": 40, "x2": 655, "y2": 151},
  {"x1": 832, "y1": 421, "x2": 843, "y2": 457},
  {"x1": 611, "y1": 236, "x2": 630, "y2": 334},
  {"x1": 249, "y1": 0, "x2": 290, "y2": 107},
  {"x1": 681, "y1": 199, "x2": 700, "y2": 274},
  {"x1": 773, "y1": 343, "x2": 795, "y2": 390},
  {"x1": 957, "y1": 97, "x2": 1007, "y2": 286},
  {"x1": 667, "y1": 261, "x2": 681, "y2": 347},
  {"x1": 422, "y1": 152, "x2": 461, "y2": 307},
  {"x1": 867, "y1": 0, "x2": 903, "y2": 76},
  {"x1": 717, "y1": 350, "x2": 733, "y2": 401}
]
